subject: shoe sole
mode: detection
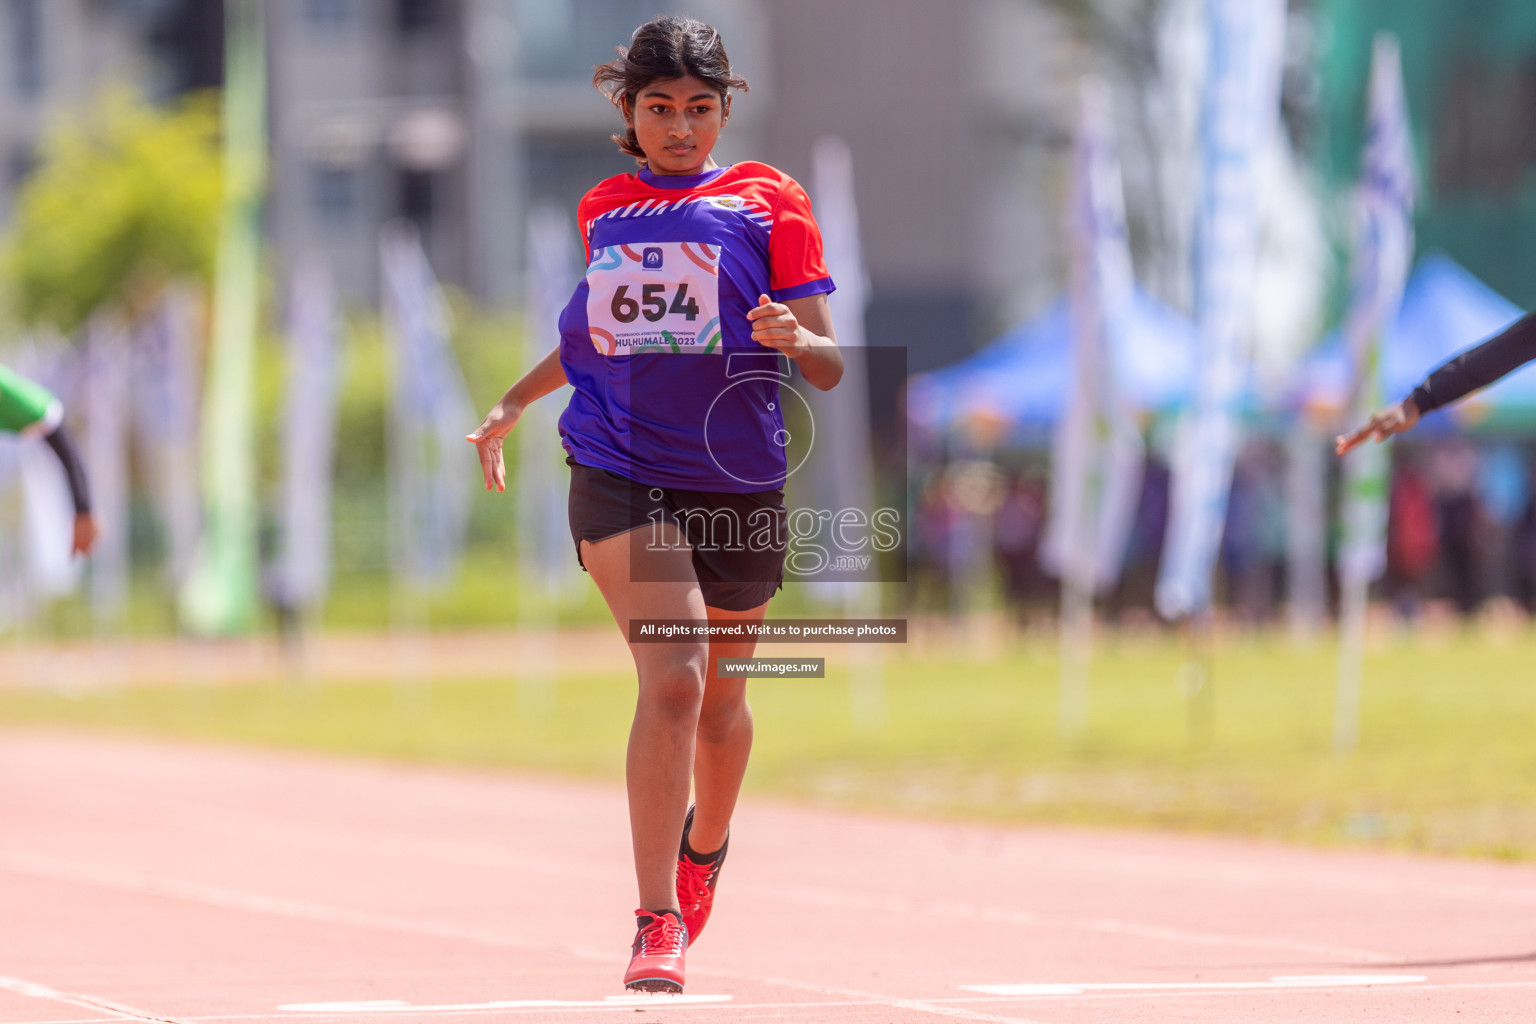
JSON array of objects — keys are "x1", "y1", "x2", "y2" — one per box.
[{"x1": 624, "y1": 978, "x2": 683, "y2": 994}]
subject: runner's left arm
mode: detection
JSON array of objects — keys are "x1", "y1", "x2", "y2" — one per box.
[{"x1": 747, "y1": 293, "x2": 843, "y2": 390}]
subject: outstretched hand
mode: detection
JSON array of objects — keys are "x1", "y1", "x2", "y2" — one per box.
[
  {"x1": 1335, "y1": 399, "x2": 1421, "y2": 456},
  {"x1": 466, "y1": 401, "x2": 524, "y2": 492},
  {"x1": 72, "y1": 512, "x2": 98, "y2": 556}
]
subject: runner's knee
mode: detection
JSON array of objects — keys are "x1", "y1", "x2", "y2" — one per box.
[
  {"x1": 696, "y1": 692, "x2": 750, "y2": 745},
  {"x1": 636, "y1": 644, "x2": 707, "y2": 719}
]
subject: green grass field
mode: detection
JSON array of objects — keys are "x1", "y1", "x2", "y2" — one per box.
[{"x1": 4, "y1": 625, "x2": 1536, "y2": 860}]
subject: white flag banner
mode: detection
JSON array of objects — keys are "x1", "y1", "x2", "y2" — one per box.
[
  {"x1": 1156, "y1": 0, "x2": 1287, "y2": 618},
  {"x1": 381, "y1": 224, "x2": 478, "y2": 588},
  {"x1": 1339, "y1": 34, "x2": 1415, "y2": 587},
  {"x1": 131, "y1": 288, "x2": 203, "y2": 585},
  {"x1": 85, "y1": 319, "x2": 131, "y2": 620},
  {"x1": 276, "y1": 259, "x2": 342, "y2": 608},
  {"x1": 808, "y1": 135, "x2": 879, "y2": 598},
  {"x1": 520, "y1": 204, "x2": 580, "y2": 599},
  {"x1": 1040, "y1": 78, "x2": 1145, "y2": 595}
]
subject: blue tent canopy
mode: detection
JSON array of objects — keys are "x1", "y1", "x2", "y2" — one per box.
[
  {"x1": 907, "y1": 287, "x2": 1198, "y2": 441},
  {"x1": 1297, "y1": 254, "x2": 1530, "y2": 429}
]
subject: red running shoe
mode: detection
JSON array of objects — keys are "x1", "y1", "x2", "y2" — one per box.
[
  {"x1": 623, "y1": 909, "x2": 687, "y2": 993},
  {"x1": 676, "y1": 805, "x2": 728, "y2": 945}
]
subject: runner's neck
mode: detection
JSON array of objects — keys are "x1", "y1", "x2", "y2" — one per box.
[{"x1": 638, "y1": 164, "x2": 732, "y2": 190}]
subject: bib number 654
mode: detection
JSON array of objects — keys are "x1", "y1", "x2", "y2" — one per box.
[{"x1": 610, "y1": 283, "x2": 702, "y2": 324}]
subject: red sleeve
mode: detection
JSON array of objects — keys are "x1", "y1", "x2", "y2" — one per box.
[
  {"x1": 576, "y1": 195, "x2": 595, "y2": 264},
  {"x1": 767, "y1": 177, "x2": 835, "y2": 302}
]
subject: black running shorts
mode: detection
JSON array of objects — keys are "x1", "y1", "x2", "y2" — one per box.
[{"x1": 566, "y1": 457, "x2": 787, "y2": 612}]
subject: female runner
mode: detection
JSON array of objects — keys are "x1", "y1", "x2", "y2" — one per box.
[
  {"x1": 467, "y1": 15, "x2": 843, "y2": 993},
  {"x1": 1337, "y1": 310, "x2": 1536, "y2": 453}
]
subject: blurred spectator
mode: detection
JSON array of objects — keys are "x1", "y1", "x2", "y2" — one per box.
[
  {"x1": 1386, "y1": 451, "x2": 1438, "y2": 623},
  {"x1": 911, "y1": 470, "x2": 956, "y2": 614},
  {"x1": 1221, "y1": 441, "x2": 1286, "y2": 626},
  {"x1": 993, "y1": 473, "x2": 1046, "y2": 624},
  {"x1": 1511, "y1": 451, "x2": 1536, "y2": 618},
  {"x1": 1108, "y1": 455, "x2": 1169, "y2": 621},
  {"x1": 1429, "y1": 440, "x2": 1484, "y2": 619}
]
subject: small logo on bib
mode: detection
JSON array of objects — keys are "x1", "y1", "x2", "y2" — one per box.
[{"x1": 642, "y1": 247, "x2": 664, "y2": 270}]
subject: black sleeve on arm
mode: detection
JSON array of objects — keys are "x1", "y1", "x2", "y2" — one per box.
[
  {"x1": 1408, "y1": 311, "x2": 1536, "y2": 414},
  {"x1": 42, "y1": 424, "x2": 92, "y2": 515}
]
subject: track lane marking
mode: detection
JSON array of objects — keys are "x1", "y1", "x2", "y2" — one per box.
[
  {"x1": 0, "y1": 975, "x2": 190, "y2": 1024},
  {"x1": 88, "y1": 809, "x2": 1395, "y2": 963},
  {"x1": 0, "y1": 851, "x2": 1051, "y2": 1024},
  {"x1": 277, "y1": 995, "x2": 732, "y2": 1011},
  {"x1": 0, "y1": 850, "x2": 613, "y2": 962},
  {"x1": 960, "y1": 974, "x2": 1425, "y2": 996}
]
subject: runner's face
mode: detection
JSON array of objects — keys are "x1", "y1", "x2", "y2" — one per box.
[{"x1": 628, "y1": 75, "x2": 729, "y2": 176}]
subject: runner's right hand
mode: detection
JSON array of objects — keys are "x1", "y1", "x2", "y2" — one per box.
[
  {"x1": 466, "y1": 402, "x2": 524, "y2": 492},
  {"x1": 1334, "y1": 398, "x2": 1420, "y2": 456}
]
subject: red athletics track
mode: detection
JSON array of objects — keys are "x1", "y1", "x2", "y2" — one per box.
[{"x1": 1, "y1": 731, "x2": 1533, "y2": 1024}]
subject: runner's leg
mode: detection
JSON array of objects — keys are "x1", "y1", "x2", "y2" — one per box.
[
  {"x1": 688, "y1": 601, "x2": 767, "y2": 854},
  {"x1": 581, "y1": 523, "x2": 708, "y2": 915}
]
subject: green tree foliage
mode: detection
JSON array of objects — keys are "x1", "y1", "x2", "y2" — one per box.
[{"x1": 2, "y1": 87, "x2": 222, "y2": 334}]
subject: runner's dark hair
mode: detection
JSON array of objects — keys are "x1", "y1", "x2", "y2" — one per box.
[{"x1": 593, "y1": 16, "x2": 749, "y2": 164}]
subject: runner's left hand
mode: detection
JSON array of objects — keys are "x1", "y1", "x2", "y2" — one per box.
[{"x1": 748, "y1": 294, "x2": 809, "y2": 358}]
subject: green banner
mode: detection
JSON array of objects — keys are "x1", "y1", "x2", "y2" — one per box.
[{"x1": 179, "y1": 0, "x2": 265, "y2": 635}]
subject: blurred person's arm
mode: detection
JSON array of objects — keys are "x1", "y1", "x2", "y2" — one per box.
[
  {"x1": 465, "y1": 345, "x2": 570, "y2": 492},
  {"x1": 42, "y1": 424, "x2": 98, "y2": 555},
  {"x1": 1337, "y1": 312, "x2": 1536, "y2": 454},
  {"x1": 0, "y1": 364, "x2": 96, "y2": 554}
]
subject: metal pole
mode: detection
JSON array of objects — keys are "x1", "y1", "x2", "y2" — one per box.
[{"x1": 1334, "y1": 574, "x2": 1367, "y2": 752}]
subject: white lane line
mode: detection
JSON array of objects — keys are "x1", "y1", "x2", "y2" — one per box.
[
  {"x1": 0, "y1": 851, "x2": 1049, "y2": 1024},
  {"x1": 693, "y1": 967, "x2": 1056, "y2": 1024},
  {"x1": 0, "y1": 974, "x2": 190, "y2": 1024},
  {"x1": 993, "y1": 846, "x2": 1536, "y2": 909},
  {"x1": 166, "y1": 1002, "x2": 892, "y2": 1021},
  {"x1": 961, "y1": 974, "x2": 1426, "y2": 997},
  {"x1": 0, "y1": 849, "x2": 611, "y2": 964},
  {"x1": 774, "y1": 884, "x2": 1390, "y2": 961},
  {"x1": 278, "y1": 995, "x2": 731, "y2": 1012},
  {"x1": 178, "y1": 811, "x2": 1396, "y2": 963}
]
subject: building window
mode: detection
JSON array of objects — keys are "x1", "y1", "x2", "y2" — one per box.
[
  {"x1": 395, "y1": 0, "x2": 443, "y2": 33},
  {"x1": 305, "y1": 0, "x2": 356, "y2": 32},
  {"x1": 1435, "y1": 59, "x2": 1536, "y2": 197},
  {"x1": 398, "y1": 169, "x2": 435, "y2": 228},
  {"x1": 312, "y1": 165, "x2": 358, "y2": 226},
  {"x1": 9, "y1": 0, "x2": 42, "y2": 98}
]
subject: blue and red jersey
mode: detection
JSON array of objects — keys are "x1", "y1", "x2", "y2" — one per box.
[{"x1": 557, "y1": 161, "x2": 835, "y2": 491}]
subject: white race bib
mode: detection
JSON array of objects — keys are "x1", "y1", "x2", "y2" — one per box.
[{"x1": 585, "y1": 242, "x2": 723, "y2": 356}]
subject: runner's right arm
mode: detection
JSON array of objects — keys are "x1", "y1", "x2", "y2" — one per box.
[
  {"x1": 466, "y1": 345, "x2": 570, "y2": 492},
  {"x1": 1336, "y1": 311, "x2": 1536, "y2": 455},
  {"x1": 42, "y1": 423, "x2": 99, "y2": 554}
]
